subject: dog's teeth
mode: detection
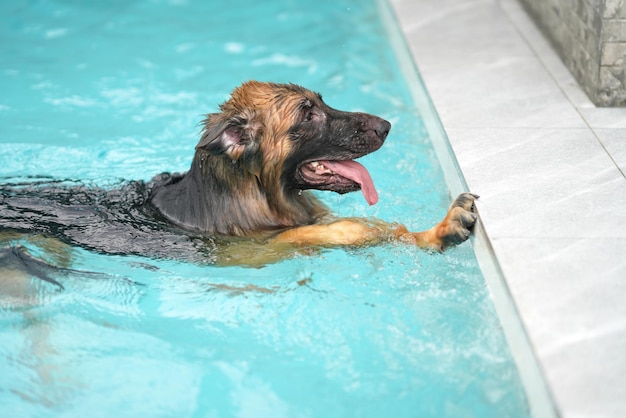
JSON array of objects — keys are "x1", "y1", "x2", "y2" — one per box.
[{"x1": 309, "y1": 161, "x2": 331, "y2": 174}]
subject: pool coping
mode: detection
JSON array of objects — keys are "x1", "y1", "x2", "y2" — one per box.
[{"x1": 386, "y1": 0, "x2": 626, "y2": 417}]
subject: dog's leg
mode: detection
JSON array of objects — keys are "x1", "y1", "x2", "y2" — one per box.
[
  {"x1": 273, "y1": 193, "x2": 479, "y2": 251},
  {"x1": 395, "y1": 193, "x2": 479, "y2": 251},
  {"x1": 215, "y1": 193, "x2": 478, "y2": 267}
]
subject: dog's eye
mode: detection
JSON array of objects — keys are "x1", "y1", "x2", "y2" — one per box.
[{"x1": 303, "y1": 106, "x2": 320, "y2": 123}]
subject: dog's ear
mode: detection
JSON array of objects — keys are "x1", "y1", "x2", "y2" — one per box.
[
  {"x1": 196, "y1": 112, "x2": 262, "y2": 161},
  {"x1": 196, "y1": 112, "x2": 263, "y2": 175}
]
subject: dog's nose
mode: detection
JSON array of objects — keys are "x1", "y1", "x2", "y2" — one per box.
[{"x1": 375, "y1": 120, "x2": 391, "y2": 140}]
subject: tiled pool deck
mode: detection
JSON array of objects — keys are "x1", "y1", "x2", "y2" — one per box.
[{"x1": 390, "y1": 0, "x2": 626, "y2": 417}]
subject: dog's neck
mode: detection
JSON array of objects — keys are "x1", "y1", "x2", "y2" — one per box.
[{"x1": 149, "y1": 152, "x2": 328, "y2": 236}]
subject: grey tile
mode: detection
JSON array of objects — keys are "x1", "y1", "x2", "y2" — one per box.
[
  {"x1": 493, "y1": 237, "x2": 626, "y2": 418},
  {"x1": 394, "y1": 0, "x2": 588, "y2": 130},
  {"x1": 417, "y1": 56, "x2": 587, "y2": 129},
  {"x1": 446, "y1": 127, "x2": 626, "y2": 238},
  {"x1": 594, "y1": 128, "x2": 626, "y2": 175},
  {"x1": 499, "y1": 0, "x2": 598, "y2": 109},
  {"x1": 542, "y1": 331, "x2": 626, "y2": 418},
  {"x1": 580, "y1": 108, "x2": 626, "y2": 129},
  {"x1": 392, "y1": 0, "x2": 495, "y2": 30},
  {"x1": 501, "y1": 0, "x2": 626, "y2": 127},
  {"x1": 397, "y1": 0, "x2": 535, "y2": 61},
  {"x1": 494, "y1": 238, "x2": 626, "y2": 342}
]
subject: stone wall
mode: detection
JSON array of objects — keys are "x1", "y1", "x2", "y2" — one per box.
[{"x1": 518, "y1": 0, "x2": 626, "y2": 107}]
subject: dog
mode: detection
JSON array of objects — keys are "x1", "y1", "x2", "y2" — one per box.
[{"x1": 0, "y1": 81, "x2": 477, "y2": 270}]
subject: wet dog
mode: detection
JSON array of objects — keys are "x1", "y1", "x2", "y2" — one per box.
[{"x1": 0, "y1": 81, "x2": 477, "y2": 269}]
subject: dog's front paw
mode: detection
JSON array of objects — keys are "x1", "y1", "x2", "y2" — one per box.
[{"x1": 436, "y1": 193, "x2": 479, "y2": 250}]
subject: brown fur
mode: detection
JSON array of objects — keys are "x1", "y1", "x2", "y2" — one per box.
[
  {"x1": 0, "y1": 81, "x2": 478, "y2": 270},
  {"x1": 149, "y1": 81, "x2": 478, "y2": 266}
]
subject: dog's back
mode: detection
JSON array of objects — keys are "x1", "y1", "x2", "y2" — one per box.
[{"x1": 0, "y1": 177, "x2": 216, "y2": 263}]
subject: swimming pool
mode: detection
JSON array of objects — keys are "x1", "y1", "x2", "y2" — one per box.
[{"x1": 0, "y1": 0, "x2": 531, "y2": 416}]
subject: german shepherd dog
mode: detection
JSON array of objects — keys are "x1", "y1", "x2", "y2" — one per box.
[{"x1": 0, "y1": 81, "x2": 477, "y2": 276}]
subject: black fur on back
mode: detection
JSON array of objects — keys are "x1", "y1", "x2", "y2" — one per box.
[{"x1": 0, "y1": 177, "x2": 217, "y2": 264}]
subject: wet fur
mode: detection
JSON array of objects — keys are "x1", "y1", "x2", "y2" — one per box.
[
  {"x1": 149, "y1": 81, "x2": 389, "y2": 236},
  {"x1": 1, "y1": 81, "x2": 477, "y2": 271}
]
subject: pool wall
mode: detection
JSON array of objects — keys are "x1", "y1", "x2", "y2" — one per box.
[
  {"x1": 519, "y1": 0, "x2": 626, "y2": 107},
  {"x1": 378, "y1": 1, "x2": 558, "y2": 416}
]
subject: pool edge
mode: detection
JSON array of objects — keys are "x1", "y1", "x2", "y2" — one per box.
[{"x1": 376, "y1": 1, "x2": 559, "y2": 416}]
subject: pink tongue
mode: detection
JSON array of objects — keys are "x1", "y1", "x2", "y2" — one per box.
[{"x1": 322, "y1": 160, "x2": 378, "y2": 205}]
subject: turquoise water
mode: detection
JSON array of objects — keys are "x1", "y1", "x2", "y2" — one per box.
[{"x1": 0, "y1": 0, "x2": 529, "y2": 417}]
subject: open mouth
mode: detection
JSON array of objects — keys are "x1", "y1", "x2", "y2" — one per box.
[{"x1": 298, "y1": 159, "x2": 378, "y2": 205}]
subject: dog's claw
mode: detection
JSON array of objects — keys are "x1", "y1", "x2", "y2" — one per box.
[
  {"x1": 438, "y1": 193, "x2": 479, "y2": 248},
  {"x1": 450, "y1": 192, "x2": 479, "y2": 211}
]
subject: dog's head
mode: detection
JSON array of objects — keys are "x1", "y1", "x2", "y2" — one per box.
[{"x1": 196, "y1": 81, "x2": 390, "y2": 206}]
